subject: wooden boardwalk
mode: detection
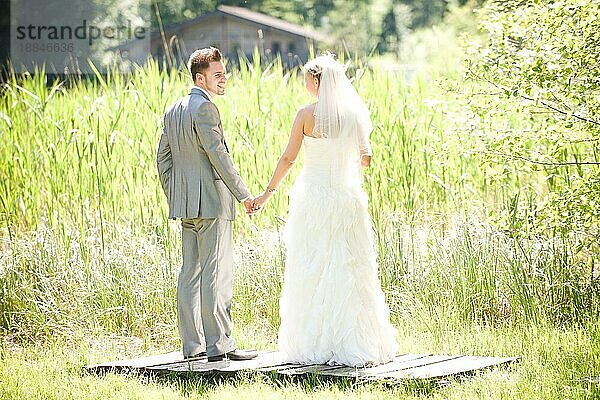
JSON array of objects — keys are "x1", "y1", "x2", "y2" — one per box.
[{"x1": 85, "y1": 351, "x2": 518, "y2": 382}]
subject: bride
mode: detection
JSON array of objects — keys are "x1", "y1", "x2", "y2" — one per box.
[{"x1": 252, "y1": 53, "x2": 398, "y2": 367}]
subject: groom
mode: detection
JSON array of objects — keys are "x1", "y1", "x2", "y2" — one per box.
[{"x1": 156, "y1": 47, "x2": 257, "y2": 362}]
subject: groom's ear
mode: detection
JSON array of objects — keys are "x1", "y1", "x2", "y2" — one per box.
[{"x1": 195, "y1": 72, "x2": 204, "y2": 85}]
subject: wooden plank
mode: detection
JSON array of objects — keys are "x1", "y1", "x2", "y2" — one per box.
[
  {"x1": 375, "y1": 355, "x2": 518, "y2": 379},
  {"x1": 216, "y1": 351, "x2": 289, "y2": 372},
  {"x1": 85, "y1": 351, "x2": 519, "y2": 382},
  {"x1": 363, "y1": 355, "x2": 463, "y2": 380},
  {"x1": 146, "y1": 351, "x2": 288, "y2": 374},
  {"x1": 277, "y1": 364, "x2": 346, "y2": 375},
  {"x1": 265, "y1": 353, "x2": 432, "y2": 377},
  {"x1": 322, "y1": 354, "x2": 433, "y2": 378},
  {"x1": 85, "y1": 351, "x2": 183, "y2": 373},
  {"x1": 148, "y1": 358, "x2": 230, "y2": 373},
  {"x1": 254, "y1": 362, "x2": 304, "y2": 372}
]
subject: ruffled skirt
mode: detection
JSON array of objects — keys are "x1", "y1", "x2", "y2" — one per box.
[{"x1": 278, "y1": 173, "x2": 398, "y2": 367}]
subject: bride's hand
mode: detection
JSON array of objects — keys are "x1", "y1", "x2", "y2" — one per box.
[{"x1": 252, "y1": 193, "x2": 269, "y2": 212}]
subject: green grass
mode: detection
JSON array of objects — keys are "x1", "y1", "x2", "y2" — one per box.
[
  {"x1": 1, "y1": 321, "x2": 598, "y2": 399},
  {"x1": 1, "y1": 26, "x2": 599, "y2": 398}
]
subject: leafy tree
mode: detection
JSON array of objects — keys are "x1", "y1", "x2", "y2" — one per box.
[
  {"x1": 400, "y1": 0, "x2": 446, "y2": 28},
  {"x1": 0, "y1": 0, "x2": 9, "y2": 73},
  {"x1": 151, "y1": 0, "x2": 216, "y2": 28},
  {"x1": 150, "y1": 0, "x2": 336, "y2": 30},
  {"x1": 294, "y1": 0, "x2": 335, "y2": 27},
  {"x1": 378, "y1": 5, "x2": 398, "y2": 53},
  {"x1": 255, "y1": 0, "x2": 304, "y2": 24},
  {"x1": 464, "y1": 0, "x2": 600, "y2": 249},
  {"x1": 377, "y1": 1, "x2": 412, "y2": 54},
  {"x1": 321, "y1": 0, "x2": 377, "y2": 55},
  {"x1": 254, "y1": 0, "x2": 336, "y2": 26}
]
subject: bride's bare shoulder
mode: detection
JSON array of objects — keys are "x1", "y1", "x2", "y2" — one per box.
[
  {"x1": 296, "y1": 103, "x2": 316, "y2": 120},
  {"x1": 298, "y1": 103, "x2": 316, "y2": 114},
  {"x1": 295, "y1": 103, "x2": 316, "y2": 136}
]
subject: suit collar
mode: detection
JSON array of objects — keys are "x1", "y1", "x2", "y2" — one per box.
[{"x1": 189, "y1": 86, "x2": 212, "y2": 101}]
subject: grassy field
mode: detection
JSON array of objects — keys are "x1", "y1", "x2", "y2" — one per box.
[
  {"x1": 1, "y1": 321, "x2": 598, "y2": 399},
  {"x1": 1, "y1": 26, "x2": 599, "y2": 398}
]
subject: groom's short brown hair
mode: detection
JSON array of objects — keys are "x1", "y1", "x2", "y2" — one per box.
[{"x1": 188, "y1": 47, "x2": 222, "y2": 82}]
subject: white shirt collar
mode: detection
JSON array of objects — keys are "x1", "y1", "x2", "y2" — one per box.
[{"x1": 196, "y1": 86, "x2": 213, "y2": 101}]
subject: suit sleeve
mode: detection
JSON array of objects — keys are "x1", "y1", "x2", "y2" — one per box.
[
  {"x1": 194, "y1": 102, "x2": 251, "y2": 202},
  {"x1": 156, "y1": 120, "x2": 172, "y2": 197}
]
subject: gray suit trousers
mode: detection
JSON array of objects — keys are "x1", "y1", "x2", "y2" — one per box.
[{"x1": 178, "y1": 217, "x2": 236, "y2": 358}]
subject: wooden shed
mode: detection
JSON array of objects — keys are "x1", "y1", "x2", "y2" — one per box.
[{"x1": 152, "y1": 5, "x2": 328, "y2": 67}]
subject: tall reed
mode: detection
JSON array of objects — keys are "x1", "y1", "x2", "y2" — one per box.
[{"x1": 0, "y1": 55, "x2": 597, "y2": 341}]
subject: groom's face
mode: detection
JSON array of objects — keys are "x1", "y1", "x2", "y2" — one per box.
[{"x1": 199, "y1": 61, "x2": 228, "y2": 97}]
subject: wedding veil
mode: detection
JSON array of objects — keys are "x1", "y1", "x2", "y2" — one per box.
[{"x1": 304, "y1": 53, "x2": 373, "y2": 157}]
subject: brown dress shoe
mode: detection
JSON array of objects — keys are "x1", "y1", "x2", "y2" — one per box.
[{"x1": 207, "y1": 349, "x2": 258, "y2": 362}]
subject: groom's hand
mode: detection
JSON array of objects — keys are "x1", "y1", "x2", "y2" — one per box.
[{"x1": 243, "y1": 197, "x2": 255, "y2": 219}]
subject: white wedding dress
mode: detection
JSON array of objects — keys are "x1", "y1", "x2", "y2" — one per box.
[{"x1": 278, "y1": 133, "x2": 398, "y2": 367}]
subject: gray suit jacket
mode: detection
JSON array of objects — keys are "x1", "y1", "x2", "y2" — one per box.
[{"x1": 157, "y1": 87, "x2": 251, "y2": 220}]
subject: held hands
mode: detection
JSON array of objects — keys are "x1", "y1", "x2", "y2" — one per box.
[
  {"x1": 243, "y1": 193, "x2": 269, "y2": 218},
  {"x1": 244, "y1": 188, "x2": 275, "y2": 218},
  {"x1": 252, "y1": 192, "x2": 270, "y2": 213}
]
